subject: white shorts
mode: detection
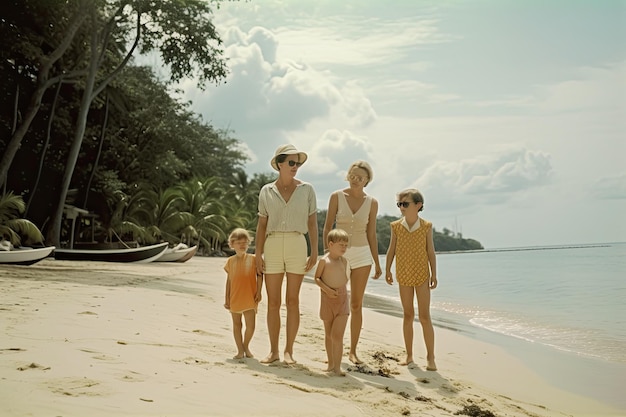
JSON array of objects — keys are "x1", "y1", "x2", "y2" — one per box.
[
  {"x1": 264, "y1": 232, "x2": 307, "y2": 275},
  {"x1": 345, "y1": 245, "x2": 373, "y2": 270}
]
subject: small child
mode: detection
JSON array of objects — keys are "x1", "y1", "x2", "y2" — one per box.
[
  {"x1": 224, "y1": 228, "x2": 263, "y2": 359},
  {"x1": 314, "y1": 228, "x2": 350, "y2": 376},
  {"x1": 385, "y1": 188, "x2": 438, "y2": 371}
]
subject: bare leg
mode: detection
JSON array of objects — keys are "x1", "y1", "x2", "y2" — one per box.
[
  {"x1": 283, "y1": 272, "x2": 304, "y2": 364},
  {"x1": 323, "y1": 319, "x2": 334, "y2": 371},
  {"x1": 242, "y1": 309, "x2": 256, "y2": 358},
  {"x1": 349, "y1": 265, "x2": 371, "y2": 364},
  {"x1": 331, "y1": 314, "x2": 348, "y2": 376},
  {"x1": 261, "y1": 273, "x2": 283, "y2": 364},
  {"x1": 230, "y1": 312, "x2": 244, "y2": 359},
  {"x1": 398, "y1": 285, "x2": 416, "y2": 366},
  {"x1": 416, "y1": 280, "x2": 436, "y2": 370}
]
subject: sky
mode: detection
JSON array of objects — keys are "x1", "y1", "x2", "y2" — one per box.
[{"x1": 161, "y1": 0, "x2": 625, "y2": 248}]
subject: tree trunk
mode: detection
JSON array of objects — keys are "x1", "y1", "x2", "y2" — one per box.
[
  {"x1": 47, "y1": 8, "x2": 142, "y2": 246},
  {"x1": 26, "y1": 80, "x2": 63, "y2": 216},
  {"x1": 46, "y1": 27, "x2": 100, "y2": 247},
  {"x1": 83, "y1": 91, "x2": 109, "y2": 208},
  {"x1": 0, "y1": 5, "x2": 88, "y2": 188}
]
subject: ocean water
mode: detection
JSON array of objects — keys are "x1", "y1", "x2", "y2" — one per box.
[{"x1": 363, "y1": 242, "x2": 626, "y2": 408}]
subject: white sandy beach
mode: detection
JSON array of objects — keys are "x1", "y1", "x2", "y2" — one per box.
[{"x1": 0, "y1": 256, "x2": 622, "y2": 417}]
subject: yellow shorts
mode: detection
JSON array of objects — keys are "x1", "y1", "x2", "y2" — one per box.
[{"x1": 264, "y1": 232, "x2": 307, "y2": 275}]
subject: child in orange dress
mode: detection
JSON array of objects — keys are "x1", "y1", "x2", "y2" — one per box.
[
  {"x1": 224, "y1": 228, "x2": 263, "y2": 359},
  {"x1": 384, "y1": 188, "x2": 438, "y2": 371}
]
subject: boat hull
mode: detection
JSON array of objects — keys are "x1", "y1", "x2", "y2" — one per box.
[
  {"x1": 155, "y1": 245, "x2": 198, "y2": 262},
  {"x1": 54, "y1": 242, "x2": 168, "y2": 263},
  {"x1": 0, "y1": 246, "x2": 56, "y2": 266}
]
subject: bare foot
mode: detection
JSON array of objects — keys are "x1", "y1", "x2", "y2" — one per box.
[
  {"x1": 399, "y1": 357, "x2": 414, "y2": 366},
  {"x1": 283, "y1": 352, "x2": 297, "y2": 365},
  {"x1": 426, "y1": 359, "x2": 437, "y2": 371},
  {"x1": 330, "y1": 369, "x2": 346, "y2": 376},
  {"x1": 244, "y1": 349, "x2": 254, "y2": 358},
  {"x1": 233, "y1": 353, "x2": 244, "y2": 359},
  {"x1": 260, "y1": 353, "x2": 280, "y2": 364},
  {"x1": 348, "y1": 353, "x2": 363, "y2": 364}
]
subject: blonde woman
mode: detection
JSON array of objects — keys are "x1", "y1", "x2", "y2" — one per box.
[
  {"x1": 256, "y1": 144, "x2": 318, "y2": 365},
  {"x1": 322, "y1": 160, "x2": 382, "y2": 365}
]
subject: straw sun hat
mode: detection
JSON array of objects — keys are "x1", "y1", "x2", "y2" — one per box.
[{"x1": 270, "y1": 144, "x2": 308, "y2": 171}]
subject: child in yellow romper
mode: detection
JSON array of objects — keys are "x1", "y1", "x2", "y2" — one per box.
[{"x1": 384, "y1": 188, "x2": 438, "y2": 371}]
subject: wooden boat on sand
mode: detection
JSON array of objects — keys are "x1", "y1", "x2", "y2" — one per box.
[
  {"x1": 0, "y1": 246, "x2": 56, "y2": 266},
  {"x1": 155, "y1": 244, "x2": 198, "y2": 262},
  {"x1": 54, "y1": 242, "x2": 168, "y2": 263}
]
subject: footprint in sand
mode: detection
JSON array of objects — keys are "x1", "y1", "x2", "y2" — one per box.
[
  {"x1": 48, "y1": 377, "x2": 104, "y2": 397},
  {"x1": 0, "y1": 348, "x2": 26, "y2": 354},
  {"x1": 17, "y1": 362, "x2": 50, "y2": 371},
  {"x1": 120, "y1": 371, "x2": 146, "y2": 383}
]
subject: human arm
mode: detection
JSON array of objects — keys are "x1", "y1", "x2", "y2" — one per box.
[
  {"x1": 224, "y1": 276, "x2": 231, "y2": 309},
  {"x1": 305, "y1": 211, "x2": 319, "y2": 271},
  {"x1": 313, "y1": 258, "x2": 338, "y2": 298},
  {"x1": 255, "y1": 272, "x2": 263, "y2": 303},
  {"x1": 255, "y1": 215, "x2": 268, "y2": 275},
  {"x1": 426, "y1": 224, "x2": 437, "y2": 289},
  {"x1": 385, "y1": 225, "x2": 397, "y2": 285},
  {"x1": 367, "y1": 197, "x2": 382, "y2": 279},
  {"x1": 322, "y1": 192, "x2": 339, "y2": 252}
]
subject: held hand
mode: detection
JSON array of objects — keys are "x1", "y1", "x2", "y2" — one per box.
[
  {"x1": 254, "y1": 292, "x2": 262, "y2": 303},
  {"x1": 385, "y1": 273, "x2": 394, "y2": 285},
  {"x1": 256, "y1": 257, "x2": 264, "y2": 276},
  {"x1": 224, "y1": 302, "x2": 230, "y2": 310}
]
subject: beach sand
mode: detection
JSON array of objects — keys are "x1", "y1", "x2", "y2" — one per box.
[{"x1": 0, "y1": 257, "x2": 622, "y2": 417}]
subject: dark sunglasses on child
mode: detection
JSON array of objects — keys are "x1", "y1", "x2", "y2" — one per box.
[
  {"x1": 285, "y1": 160, "x2": 303, "y2": 167},
  {"x1": 396, "y1": 201, "x2": 411, "y2": 208}
]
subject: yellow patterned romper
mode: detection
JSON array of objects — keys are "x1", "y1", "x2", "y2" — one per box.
[{"x1": 391, "y1": 218, "x2": 432, "y2": 286}]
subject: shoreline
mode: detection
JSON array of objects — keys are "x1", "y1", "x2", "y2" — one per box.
[
  {"x1": 351, "y1": 279, "x2": 626, "y2": 410},
  {"x1": 348, "y1": 282, "x2": 626, "y2": 410},
  {"x1": 1, "y1": 257, "x2": 623, "y2": 416}
]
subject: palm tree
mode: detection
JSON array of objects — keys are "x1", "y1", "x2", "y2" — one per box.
[
  {"x1": 135, "y1": 186, "x2": 195, "y2": 245},
  {"x1": 0, "y1": 192, "x2": 44, "y2": 247},
  {"x1": 99, "y1": 189, "x2": 152, "y2": 246}
]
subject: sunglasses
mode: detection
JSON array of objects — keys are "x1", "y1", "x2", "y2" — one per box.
[
  {"x1": 284, "y1": 160, "x2": 303, "y2": 167},
  {"x1": 396, "y1": 201, "x2": 412, "y2": 208},
  {"x1": 348, "y1": 174, "x2": 367, "y2": 183}
]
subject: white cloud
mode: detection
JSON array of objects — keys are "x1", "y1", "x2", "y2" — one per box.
[
  {"x1": 413, "y1": 148, "x2": 553, "y2": 211},
  {"x1": 173, "y1": 1, "x2": 626, "y2": 246}
]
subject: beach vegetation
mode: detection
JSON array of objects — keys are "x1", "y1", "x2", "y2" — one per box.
[
  {"x1": 0, "y1": 0, "x2": 231, "y2": 248},
  {"x1": 0, "y1": 192, "x2": 44, "y2": 247}
]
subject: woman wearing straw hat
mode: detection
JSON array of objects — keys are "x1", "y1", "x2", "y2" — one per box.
[{"x1": 256, "y1": 144, "x2": 318, "y2": 364}]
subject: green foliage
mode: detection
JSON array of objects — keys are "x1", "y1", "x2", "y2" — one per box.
[
  {"x1": 0, "y1": 192, "x2": 44, "y2": 246},
  {"x1": 319, "y1": 210, "x2": 483, "y2": 254}
]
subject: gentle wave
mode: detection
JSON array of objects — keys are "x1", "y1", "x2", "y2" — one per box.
[{"x1": 365, "y1": 243, "x2": 626, "y2": 365}]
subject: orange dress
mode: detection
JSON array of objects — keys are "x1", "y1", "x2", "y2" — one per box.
[
  {"x1": 224, "y1": 253, "x2": 258, "y2": 313},
  {"x1": 391, "y1": 218, "x2": 432, "y2": 286}
]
